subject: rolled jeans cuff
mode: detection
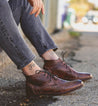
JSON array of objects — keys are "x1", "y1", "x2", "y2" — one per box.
[
  {"x1": 39, "y1": 45, "x2": 58, "y2": 57},
  {"x1": 17, "y1": 55, "x2": 35, "y2": 69}
]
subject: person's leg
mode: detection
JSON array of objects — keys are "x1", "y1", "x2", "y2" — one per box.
[
  {"x1": 8, "y1": 0, "x2": 59, "y2": 61},
  {"x1": 0, "y1": 0, "x2": 42, "y2": 76},
  {"x1": 18, "y1": 0, "x2": 58, "y2": 57}
]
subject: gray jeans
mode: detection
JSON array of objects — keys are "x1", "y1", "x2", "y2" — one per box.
[{"x1": 0, "y1": 0, "x2": 57, "y2": 69}]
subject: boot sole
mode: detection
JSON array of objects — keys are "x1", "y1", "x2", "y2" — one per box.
[{"x1": 26, "y1": 82, "x2": 83, "y2": 98}]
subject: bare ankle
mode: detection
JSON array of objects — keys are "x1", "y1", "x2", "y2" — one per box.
[
  {"x1": 42, "y1": 49, "x2": 59, "y2": 60},
  {"x1": 22, "y1": 60, "x2": 42, "y2": 76}
]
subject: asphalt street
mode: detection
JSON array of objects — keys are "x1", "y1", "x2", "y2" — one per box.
[{"x1": 0, "y1": 28, "x2": 98, "y2": 106}]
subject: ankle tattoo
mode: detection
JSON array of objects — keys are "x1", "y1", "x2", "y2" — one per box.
[{"x1": 28, "y1": 63, "x2": 36, "y2": 70}]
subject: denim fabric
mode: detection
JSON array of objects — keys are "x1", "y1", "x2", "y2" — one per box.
[{"x1": 0, "y1": 0, "x2": 58, "y2": 69}]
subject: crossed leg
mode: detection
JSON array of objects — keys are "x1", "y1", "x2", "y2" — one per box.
[{"x1": 8, "y1": 0, "x2": 59, "y2": 75}]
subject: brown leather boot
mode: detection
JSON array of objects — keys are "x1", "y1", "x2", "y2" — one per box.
[
  {"x1": 43, "y1": 58, "x2": 92, "y2": 81},
  {"x1": 25, "y1": 70, "x2": 83, "y2": 97}
]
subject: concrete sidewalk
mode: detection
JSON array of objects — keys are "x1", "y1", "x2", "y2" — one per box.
[{"x1": 0, "y1": 30, "x2": 98, "y2": 106}]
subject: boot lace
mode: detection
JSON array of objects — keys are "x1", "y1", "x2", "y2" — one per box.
[{"x1": 35, "y1": 70, "x2": 57, "y2": 81}]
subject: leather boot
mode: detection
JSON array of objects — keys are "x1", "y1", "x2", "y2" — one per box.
[
  {"x1": 25, "y1": 70, "x2": 83, "y2": 97},
  {"x1": 43, "y1": 58, "x2": 92, "y2": 81}
]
